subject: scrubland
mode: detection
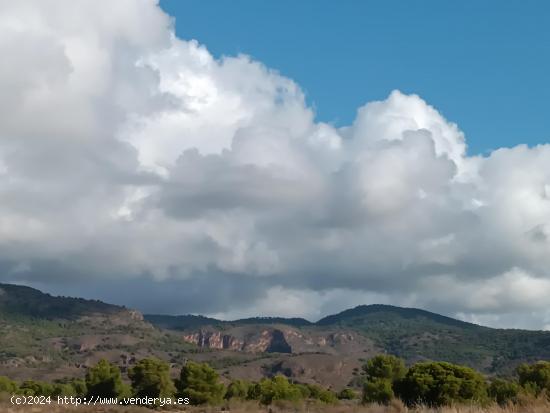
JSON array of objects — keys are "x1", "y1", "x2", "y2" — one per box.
[{"x1": 3, "y1": 398, "x2": 550, "y2": 413}]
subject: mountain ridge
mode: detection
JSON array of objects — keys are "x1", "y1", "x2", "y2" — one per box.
[
  {"x1": 0, "y1": 282, "x2": 193, "y2": 383},
  {"x1": 0, "y1": 282, "x2": 132, "y2": 320},
  {"x1": 0, "y1": 282, "x2": 536, "y2": 333},
  {"x1": 1, "y1": 282, "x2": 550, "y2": 388},
  {"x1": 144, "y1": 304, "x2": 486, "y2": 331},
  {"x1": 316, "y1": 304, "x2": 484, "y2": 330}
]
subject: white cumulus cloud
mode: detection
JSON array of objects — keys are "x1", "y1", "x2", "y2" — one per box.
[{"x1": 1, "y1": 0, "x2": 550, "y2": 329}]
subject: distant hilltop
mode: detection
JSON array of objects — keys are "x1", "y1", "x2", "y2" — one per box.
[{"x1": 1, "y1": 282, "x2": 550, "y2": 388}]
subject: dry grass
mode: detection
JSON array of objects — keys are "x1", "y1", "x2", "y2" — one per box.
[{"x1": 2, "y1": 398, "x2": 550, "y2": 413}]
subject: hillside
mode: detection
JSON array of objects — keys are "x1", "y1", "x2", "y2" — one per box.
[
  {"x1": 1, "y1": 283, "x2": 550, "y2": 389},
  {"x1": 0, "y1": 283, "x2": 193, "y2": 382},
  {"x1": 143, "y1": 314, "x2": 313, "y2": 330},
  {"x1": 314, "y1": 305, "x2": 550, "y2": 373},
  {"x1": 0, "y1": 283, "x2": 124, "y2": 319},
  {"x1": 146, "y1": 304, "x2": 550, "y2": 378}
]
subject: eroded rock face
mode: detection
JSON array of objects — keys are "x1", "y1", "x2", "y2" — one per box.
[
  {"x1": 183, "y1": 330, "x2": 245, "y2": 351},
  {"x1": 183, "y1": 328, "x2": 292, "y2": 353},
  {"x1": 127, "y1": 309, "x2": 144, "y2": 321},
  {"x1": 181, "y1": 327, "x2": 368, "y2": 355},
  {"x1": 266, "y1": 330, "x2": 292, "y2": 353}
]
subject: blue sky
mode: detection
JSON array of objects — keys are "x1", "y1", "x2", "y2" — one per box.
[{"x1": 160, "y1": 0, "x2": 550, "y2": 155}]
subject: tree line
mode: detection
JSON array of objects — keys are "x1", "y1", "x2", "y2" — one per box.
[
  {"x1": 0, "y1": 356, "x2": 549, "y2": 407},
  {"x1": 0, "y1": 358, "x2": 342, "y2": 406},
  {"x1": 361, "y1": 355, "x2": 550, "y2": 407}
]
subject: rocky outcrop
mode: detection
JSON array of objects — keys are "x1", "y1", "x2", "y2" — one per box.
[
  {"x1": 266, "y1": 330, "x2": 292, "y2": 353},
  {"x1": 181, "y1": 326, "x2": 372, "y2": 355},
  {"x1": 127, "y1": 309, "x2": 144, "y2": 321},
  {"x1": 183, "y1": 330, "x2": 245, "y2": 350},
  {"x1": 183, "y1": 328, "x2": 293, "y2": 353}
]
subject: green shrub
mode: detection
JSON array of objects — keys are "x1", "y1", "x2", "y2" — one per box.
[
  {"x1": 488, "y1": 378, "x2": 521, "y2": 405},
  {"x1": 247, "y1": 382, "x2": 262, "y2": 400},
  {"x1": 363, "y1": 355, "x2": 407, "y2": 381},
  {"x1": 85, "y1": 359, "x2": 129, "y2": 398},
  {"x1": 176, "y1": 361, "x2": 225, "y2": 405},
  {"x1": 395, "y1": 361, "x2": 488, "y2": 407},
  {"x1": 305, "y1": 383, "x2": 323, "y2": 399},
  {"x1": 128, "y1": 357, "x2": 176, "y2": 399},
  {"x1": 301, "y1": 383, "x2": 336, "y2": 403},
  {"x1": 52, "y1": 383, "x2": 77, "y2": 396},
  {"x1": 363, "y1": 378, "x2": 394, "y2": 404},
  {"x1": 361, "y1": 355, "x2": 406, "y2": 405},
  {"x1": 318, "y1": 388, "x2": 338, "y2": 403},
  {"x1": 19, "y1": 380, "x2": 54, "y2": 396},
  {"x1": 68, "y1": 379, "x2": 87, "y2": 397},
  {"x1": 225, "y1": 379, "x2": 250, "y2": 400},
  {"x1": 338, "y1": 388, "x2": 357, "y2": 400},
  {"x1": 517, "y1": 361, "x2": 550, "y2": 397},
  {"x1": 0, "y1": 376, "x2": 18, "y2": 394},
  {"x1": 295, "y1": 383, "x2": 311, "y2": 398},
  {"x1": 257, "y1": 375, "x2": 302, "y2": 405}
]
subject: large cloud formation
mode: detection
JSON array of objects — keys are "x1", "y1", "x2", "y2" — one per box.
[{"x1": 1, "y1": 0, "x2": 550, "y2": 329}]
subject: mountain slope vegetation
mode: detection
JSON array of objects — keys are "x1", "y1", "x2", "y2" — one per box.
[
  {"x1": 0, "y1": 283, "x2": 192, "y2": 382},
  {"x1": 1, "y1": 283, "x2": 550, "y2": 388},
  {"x1": 148, "y1": 303, "x2": 550, "y2": 375}
]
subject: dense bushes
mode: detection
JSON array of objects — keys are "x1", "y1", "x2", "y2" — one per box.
[
  {"x1": 176, "y1": 361, "x2": 225, "y2": 404},
  {"x1": 0, "y1": 376, "x2": 18, "y2": 394},
  {"x1": 128, "y1": 357, "x2": 176, "y2": 399},
  {"x1": 517, "y1": 360, "x2": 550, "y2": 396},
  {"x1": 0, "y1": 377, "x2": 84, "y2": 397},
  {"x1": 395, "y1": 361, "x2": 487, "y2": 406},
  {"x1": 488, "y1": 378, "x2": 521, "y2": 405},
  {"x1": 225, "y1": 379, "x2": 250, "y2": 400},
  {"x1": 362, "y1": 355, "x2": 406, "y2": 404},
  {"x1": 363, "y1": 354, "x2": 407, "y2": 382},
  {"x1": 85, "y1": 359, "x2": 129, "y2": 398},
  {"x1": 0, "y1": 360, "x2": 334, "y2": 406},
  {"x1": 338, "y1": 387, "x2": 358, "y2": 400},
  {"x1": 2, "y1": 356, "x2": 550, "y2": 408},
  {"x1": 363, "y1": 378, "x2": 394, "y2": 404},
  {"x1": 256, "y1": 376, "x2": 302, "y2": 404},
  {"x1": 19, "y1": 380, "x2": 54, "y2": 396},
  {"x1": 298, "y1": 383, "x2": 337, "y2": 403},
  {"x1": 358, "y1": 356, "x2": 550, "y2": 407},
  {"x1": 242, "y1": 377, "x2": 337, "y2": 405}
]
